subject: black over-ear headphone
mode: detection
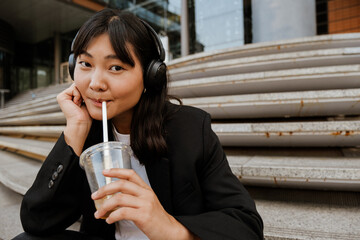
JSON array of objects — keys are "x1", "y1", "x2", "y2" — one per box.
[
  {"x1": 68, "y1": 19, "x2": 166, "y2": 92},
  {"x1": 68, "y1": 31, "x2": 78, "y2": 81}
]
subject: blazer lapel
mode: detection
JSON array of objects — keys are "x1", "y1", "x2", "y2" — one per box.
[{"x1": 146, "y1": 157, "x2": 173, "y2": 214}]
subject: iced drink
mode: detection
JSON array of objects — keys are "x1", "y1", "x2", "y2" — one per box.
[{"x1": 80, "y1": 141, "x2": 132, "y2": 218}]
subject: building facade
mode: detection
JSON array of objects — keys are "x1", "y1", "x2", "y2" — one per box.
[{"x1": 0, "y1": 0, "x2": 359, "y2": 101}]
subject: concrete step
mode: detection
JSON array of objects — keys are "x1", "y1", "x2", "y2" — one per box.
[
  {"x1": 2, "y1": 149, "x2": 358, "y2": 240},
  {"x1": 0, "y1": 100, "x2": 60, "y2": 119},
  {"x1": 5, "y1": 83, "x2": 70, "y2": 108},
  {"x1": 0, "y1": 151, "x2": 40, "y2": 238},
  {"x1": 169, "y1": 47, "x2": 360, "y2": 81},
  {"x1": 0, "y1": 89, "x2": 360, "y2": 125},
  {"x1": 227, "y1": 154, "x2": 360, "y2": 191},
  {"x1": 0, "y1": 126, "x2": 63, "y2": 138},
  {"x1": 0, "y1": 167, "x2": 81, "y2": 240},
  {"x1": 168, "y1": 33, "x2": 360, "y2": 68},
  {"x1": 181, "y1": 88, "x2": 360, "y2": 119},
  {"x1": 213, "y1": 121, "x2": 360, "y2": 147},
  {"x1": 1, "y1": 120, "x2": 360, "y2": 147},
  {"x1": 2, "y1": 33, "x2": 359, "y2": 240},
  {"x1": 1, "y1": 94, "x2": 58, "y2": 116},
  {"x1": 0, "y1": 112, "x2": 65, "y2": 126},
  {"x1": 0, "y1": 135, "x2": 359, "y2": 191},
  {"x1": 0, "y1": 150, "x2": 41, "y2": 195},
  {"x1": 0, "y1": 150, "x2": 80, "y2": 240},
  {"x1": 0, "y1": 136, "x2": 55, "y2": 161},
  {"x1": 256, "y1": 199, "x2": 360, "y2": 240},
  {"x1": 3, "y1": 88, "x2": 360, "y2": 122},
  {"x1": 4, "y1": 88, "x2": 360, "y2": 122},
  {"x1": 169, "y1": 65, "x2": 360, "y2": 98}
]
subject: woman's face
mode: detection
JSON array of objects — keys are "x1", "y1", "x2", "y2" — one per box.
[{"x1": 74, "y1": 33, "x2": 144, "y2": 133}]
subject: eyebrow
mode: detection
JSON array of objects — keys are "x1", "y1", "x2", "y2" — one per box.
[{"x1": 79, "y1": 51, "x2": 120, "y2": 60}]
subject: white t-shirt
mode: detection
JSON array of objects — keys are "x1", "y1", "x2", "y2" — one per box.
[{"x1": 112, "y1": 125, "x2": 150, "y2": 240}]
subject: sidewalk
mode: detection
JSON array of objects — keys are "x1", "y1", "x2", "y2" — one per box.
[{"x1": 0, "y1": 182, "x2": 23, "y2": 240}]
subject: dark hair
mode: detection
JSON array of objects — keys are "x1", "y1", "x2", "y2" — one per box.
[{"x1": 73, "y1": 8, "x2": 174, "y2": 164}]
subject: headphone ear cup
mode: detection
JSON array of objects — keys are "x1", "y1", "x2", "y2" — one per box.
[
  {"x1": 145, "y1": 60, "x2": 167, "y2": 91},
  {"x1": 68, "y1": 53, "x2": 76, "y2": 80}
]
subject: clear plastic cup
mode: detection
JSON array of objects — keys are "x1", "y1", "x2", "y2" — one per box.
[{"x1": 80, "y1": 141, "x2": 132, "y2": 218}]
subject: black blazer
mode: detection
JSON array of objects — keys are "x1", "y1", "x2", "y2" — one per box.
[{"x1": 20, "y1": 103, "x2": 263, "y2": 239}]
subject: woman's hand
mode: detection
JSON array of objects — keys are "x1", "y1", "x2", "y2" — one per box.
[
  {"x1": 92, "y1": 169, "x2": 197, "y2": 240},
  {"x1": 57, "y1": 83, "x2": 92, "y2": 155}
]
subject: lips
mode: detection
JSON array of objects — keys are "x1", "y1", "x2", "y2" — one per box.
[{"x1": 89, "y1": 98, "x2": 108, "y2": 107}]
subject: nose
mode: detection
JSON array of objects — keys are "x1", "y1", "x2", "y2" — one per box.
[{"x1": 89, "y1": 68, "x2": 107, "y2": 92}]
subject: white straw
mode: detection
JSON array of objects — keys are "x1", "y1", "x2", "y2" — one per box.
[
  {"x1": 102, "y1": 101, "x2": 108, "y2": 142},
  {"x1": 102, "y1": 101, "x2": 112, "y2": 185}
]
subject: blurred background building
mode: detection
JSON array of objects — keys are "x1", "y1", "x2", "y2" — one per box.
[{"x1": 0, "y1": 0, "x2": 359, "y2": 100}]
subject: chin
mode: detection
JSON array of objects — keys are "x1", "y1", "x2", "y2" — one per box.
[
  {"x1": 89, "y1": 110, "x2": 115, "y2": 122},
  {"x1": 87, "y1": 110, "x2": 103, "y2": 121},
  {"x1": 91, "y1": 115, "x2": 103, "y2": 121}
]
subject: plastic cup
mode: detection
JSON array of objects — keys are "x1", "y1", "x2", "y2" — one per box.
[{"x1": 80, "y1": 141, "x2": 132, "y2": 218}]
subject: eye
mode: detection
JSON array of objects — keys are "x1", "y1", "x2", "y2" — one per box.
[
  {"x1": 79, "y1": 61, "x2": 91, "y2": 68},
  {"x1": 110, "y1": 65, "x2": 124, "y2": 71}
]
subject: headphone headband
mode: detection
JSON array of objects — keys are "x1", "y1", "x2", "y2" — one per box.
[{"x1": 140, "y1": 19, "x2": 165, "y2": 62}]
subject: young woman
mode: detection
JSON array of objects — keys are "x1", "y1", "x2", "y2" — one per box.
[{"x1": 17, "y1": 8, "x2": 263, "y2": 240}]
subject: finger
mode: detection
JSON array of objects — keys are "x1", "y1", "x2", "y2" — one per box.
[
  {"x1": 92, "y1": 178, "x2": 145, "y2": 200},
  {"x1": 57, "y1": 84, "x2": 77, "y2": 103},
  {"x1": 94, "y1": 193, "x2": 143, "y2": 219},
  {"x1": 105, "y1": 206, "x2": 139, "y2": 224},
  {"x1": 103, "y1": 168, "x2": 151, "y2": 190},
  {"x1": 72, "y1": 86, "x2": 83, "y2": 106},
  {"x1": 57, "y1": 85, "x2": 73, "y2": 103}
]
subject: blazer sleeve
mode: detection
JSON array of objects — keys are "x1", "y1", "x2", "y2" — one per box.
[
  {"x1": 20, "y1": 133, "x2": 85, "y2": 236},
  {"x1": 175, "y1": 113, "x2": 264, "y2": 240}
]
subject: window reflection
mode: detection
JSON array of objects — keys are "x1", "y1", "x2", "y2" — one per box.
[
  {"x1": 104, "y1": 0, "x2": 245, "y2": 57},
  {"x1": 192, "y1": 0, "x2": 244, "y2": 53}
]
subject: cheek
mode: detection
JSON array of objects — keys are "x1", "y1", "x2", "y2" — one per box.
[
  {"x1": 120, "y1": 69, "x2": 143, "y2": 93},
  {"x1": 74, "y1": 80, "x2": 86, "y2": 96},
  {"x1": 73, "y1": 70, "x2": 88, "y2": 94},
  {"x1": 109, "y1": 74, "x2": 144, "y2": 113},
  {"x1": 113, "y1": 77, "x2": 143, "y2": 101},
  {"x1": 130, "y1": 73, "x2": 144, "y2": 98}
]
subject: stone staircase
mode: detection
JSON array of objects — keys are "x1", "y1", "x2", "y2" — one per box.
[{"x1": 1, "y1": 33, "x2": 360, "y2": 239}]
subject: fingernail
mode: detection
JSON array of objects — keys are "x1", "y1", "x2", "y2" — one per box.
[
  {"x1": 94, "y1": 211, "x2": 99, "y2": 218},
  {"x1": 103, "y1": 169, "x2": 110, "y2": 174}
]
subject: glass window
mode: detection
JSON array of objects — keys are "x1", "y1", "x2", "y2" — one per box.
[
  {"x1": 192, "y1": 0, "x2": 244, "y2": 53},
  {"x1": 109, "y1": 0, "x2": 182, "y2": 60},
  {"x1": 18, "y1": 68, "x2": 31, "y2": 92},
  {"x1": 36, "y1": 66, "x2": 52, "y2": 88}
]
